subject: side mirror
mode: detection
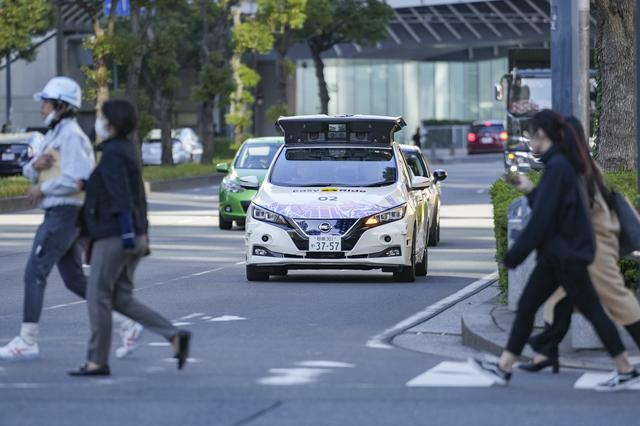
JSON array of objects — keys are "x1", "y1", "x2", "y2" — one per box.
[
  {"x1": 216, "y1": 162, "x2": 229, "y2": 173},
  {"x1": 494, "y1": 83, "x2": 504, "y2": 101},
  {"x1": 239, "y1": 175, "x2": 260, "y2": 189},
  {"x1": 433, "y1": 169, "x2": 448, "y2": 183},
  {"x1": 411, "y1": 176, "x2": 431, "y2": 190}
]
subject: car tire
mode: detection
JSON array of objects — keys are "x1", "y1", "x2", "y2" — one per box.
[
  {"x1": 428, "y1": 209, "x2": 440, "y2": 247},
  {"x1": 415, "y1": 239, "x2": 428, "y2": 277},
  {"x1": 393, "y1": 230, "x2": 416, "y2": 283},
  {"x1": 246, "y1": 265, "x2": 270, "y2": 281},
  {"x1": 219, "y1": 216, "x2": 233, "y2": 230}
]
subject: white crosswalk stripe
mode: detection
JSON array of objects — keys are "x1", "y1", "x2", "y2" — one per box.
[
  {"x1": 574, "y1": 372, "x2": 640, "y2": 390},
  {"x1": 407, "y1": 361, "x2": 495, "y2": 387}
]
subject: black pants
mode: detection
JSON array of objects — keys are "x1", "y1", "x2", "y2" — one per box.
[
  {"x1": 529, "y1": 296, "x2": 640, "y2": 358},
  {"x1": 505, "y1": 261, "x2": 625, "y2": 358}
]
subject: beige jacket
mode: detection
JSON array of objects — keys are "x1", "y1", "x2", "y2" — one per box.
[{"x1": 543, "y1": 188, "x2": 640, "y2": 325}]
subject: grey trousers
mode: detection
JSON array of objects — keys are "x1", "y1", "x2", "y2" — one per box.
[
  {"x1": 87, "y1": 235, "x2": 177, "y2": 365},
  {"x1": 24, "y1": 206, "x2": 86, "y2": 323}
]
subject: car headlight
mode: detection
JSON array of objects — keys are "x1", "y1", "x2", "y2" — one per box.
[
  {"x1": 223, "y1": 178, "x2": 244, "y2": 193},
  {"x1": 251, "y1": 204, "x2": 288, "y2": 225},
  {"x1": 364, "y1": 204, "x2": 406, "y2": 227}
]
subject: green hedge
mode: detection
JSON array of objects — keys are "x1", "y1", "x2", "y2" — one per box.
[
  {"x1": 490, "y1": 171, "x2": 639, "y2": 299},
  {"x1": 0, "y1": 176, "x2": 30, "y2": 198}
]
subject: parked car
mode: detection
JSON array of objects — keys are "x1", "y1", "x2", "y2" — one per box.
[
  {"x1": 216, "y1": 137, "x2": 283, "y2": 230},
  {"x1": 146, "y1": 128, "x2": 203, "y2": 162},
  {"x1": 141, "y1": 138, "x2": 188, "y2": 165},
  {"x1": 467, "y1": 120, "x2": 507, "y2": 154},
  {"x1": 400, "y1": 145, "x2": 447, "y2": 246},
  {"x1": 0, "y1": 132, "x2": 44, "y2": 176},
  {"x1": 245, "y1": 115, "x2": 433, "y2": 283}
]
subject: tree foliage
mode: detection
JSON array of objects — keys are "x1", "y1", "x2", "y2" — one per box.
[{"x1": 0, "y1": 0, "x2": 52, "y2": 60}]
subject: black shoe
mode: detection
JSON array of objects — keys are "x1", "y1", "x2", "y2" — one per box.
[
  {"x1": 595, "y1": 369, "x2": 640, "y2": 392},
  {"x1": 68, "y1": 363, "x2": 111, "y2": 377},
  {"x1": 518, "y1": 358, "x2": 559, "y2": 374},
  {"x1": 174, "y1": 330, "x2": 191, "y2": 370},
  {"x1": 468, "y1": 355, "x2": 511, "y2": 386}
]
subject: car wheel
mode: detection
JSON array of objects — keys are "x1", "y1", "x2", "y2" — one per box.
[
  {"x1": 219, "y1": 216, "x2": 233, "y2": 230},
  {"x1": 428, "y1": 209, "x2": 440, "y2": 247},
  {"x1": 415, "y1": 238, "x2": 428, "y2": 277},
  {"x1": 246, "y1": 265, "x2": 269, "y2": 281},
  {"x1": 393, "y1": 230, "x2": 416, "y2": 283}
]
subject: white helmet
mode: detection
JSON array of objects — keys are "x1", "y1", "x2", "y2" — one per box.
[{"x1": 33, "y1": 77, "x2": 82, "y2": 109}]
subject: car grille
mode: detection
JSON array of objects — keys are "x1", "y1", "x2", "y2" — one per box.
[
  {"x1": 241, "y1": 201, "x2": 251, "y2": 212},
  {"x1": 286, "y1": 223, "x2": 366, "y2": 252},
  {"x1": 305, "y1": 252, "x2": 346, "y2": 259},
  {"x1": 292, "y1": 218, "x2": 358, "y2": 236}
]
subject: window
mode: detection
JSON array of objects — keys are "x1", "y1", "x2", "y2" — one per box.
[
  {"x1": 403, "y1": 152, "x2": 428, "y2": 178},
  {"x1": 234, "y1": 144, "x2": 280, "y2": 169}
]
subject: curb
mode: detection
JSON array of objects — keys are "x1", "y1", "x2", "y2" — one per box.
[
  {"x1": 146, "y1": 173, "x2": 224, "y2": 192},
  {"x1": 0, "y1": 196, "x2": 32, "y2": 214}
]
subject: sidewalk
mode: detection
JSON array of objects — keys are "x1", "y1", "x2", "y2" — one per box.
[{"x1": 394, "y1": 282, "x2": 640, "y2": 371}]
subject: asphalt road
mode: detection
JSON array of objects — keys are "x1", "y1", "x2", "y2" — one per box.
[{"x1": 0, "y1": 158, "x2": 636, "y2": 426}]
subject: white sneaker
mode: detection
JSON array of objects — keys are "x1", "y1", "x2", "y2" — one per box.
[
  {"x1": 0, "y1": 336, "x2": 39, "y2": 360},
  {"x1": 115, "y1": 322, "x2": 143, "y2": 359}
]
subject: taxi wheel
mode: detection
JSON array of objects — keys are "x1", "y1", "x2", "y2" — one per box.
[
  {"x1": 415, "y1": 244, "x2": 428, "y2": 277},
  {"x1": 246, "y1": 265, "x2": 270, "y2": 281},
  {"x1": 428, "y1": 209, "x2": 440, "y2": 247},
  {"x1": 219, "y1": 216, "x2": 233, "y2": 230}
]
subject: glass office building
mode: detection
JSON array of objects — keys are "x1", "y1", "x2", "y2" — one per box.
[{"x1": 296, "y1": 57, "x2": 507, "y2": 143}]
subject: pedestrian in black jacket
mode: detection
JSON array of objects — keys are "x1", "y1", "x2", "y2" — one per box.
[
  {"x1": 68, "y1": 100, "x2": 191, "y2": 377},
  {"x1": 469, "y1": 109, "x2": 639, "y2": 391}
]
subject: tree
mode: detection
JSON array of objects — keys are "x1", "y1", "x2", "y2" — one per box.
[
  {"x1": 0, "y1": 0, "x2": 51, "y2": 59},
  {"x1": 592, "y1": 0, "x2": 636, "y2": 171},
  {"x1": 255, "y1": 0, "x2": 307, "y2": 114},
  {"x1": 190, "y1": 0, "x2": 235, "y2": 164},
  {"x1": 226, "y1": 6, "x2": 273, "y2": 145},
  {"x1": 301, "y1": 0, "x2": 392, "y2": 114},
  {"x1": 76, "y1": 0, "x2": 119, "y2": 113}
]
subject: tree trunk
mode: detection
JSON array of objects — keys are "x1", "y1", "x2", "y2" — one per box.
[
  {"x1": 275, "y1": 42, "x2": 288, "y2": 106},
  {"x1": 199, "y1": 100, "x2": 215, "y2": 164},
  {"x1": 159, "y1": 95, "x2": 174, "y2": 166},
  {"x1": 125, "y1": 6, "x2": 146, "y2": 160},
  {"x1": 593, "y1": 0, "x2": 636, "y2": 171},
  {"x1": 309, "y1": 42, "x2": 330, "y2": 115}
]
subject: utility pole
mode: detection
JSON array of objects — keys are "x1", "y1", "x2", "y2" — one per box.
[
  {"x1": 4, "y1": 53, "x2": 11, "y2": 133},
  {"x1": 550, "y1": 0, "x2": 590, "y2": 133}
]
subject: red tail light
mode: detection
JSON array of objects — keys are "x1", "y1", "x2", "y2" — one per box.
[
  {"x1": 500, "y1": 131, "x2": 508, "y2": 141},
  {"x1": 467, "y1": 133, "x2": 477, "y2": 143}
]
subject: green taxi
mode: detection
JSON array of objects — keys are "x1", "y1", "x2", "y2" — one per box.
[{"x1": 216, "y1": 137, "x2": 283, "y2": 230}]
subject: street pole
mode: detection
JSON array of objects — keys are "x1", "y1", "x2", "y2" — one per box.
[
  {"x1": 550, "y1": 0, "x2": 572, "y2": 116},
  {"x1": 573, "y1": 0, "x2": 590, "y2": 135},
  {"x1": 4, "y1": 53, "x2": 11, "y2": 133},
  {"x1": 636, "y1": 0, "x2": 640, "y2": 209}
]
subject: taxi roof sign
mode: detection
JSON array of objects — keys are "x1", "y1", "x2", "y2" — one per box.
[{"x1": 276, "y1": 114, "x2": 406, "y2": 145}]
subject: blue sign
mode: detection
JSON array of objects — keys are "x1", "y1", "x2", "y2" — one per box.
[{"x1": 104, "y1": 0, "x2": 130, "y2": 17}]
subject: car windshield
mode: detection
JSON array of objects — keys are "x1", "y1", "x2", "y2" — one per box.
[
  {"x1": 269, "y1": 147, "x2": 397, "y2": 187},
  {"x1": 235, "y1": 143, "x2": 281, "y2": 169},
  {"x1": 508, "y1": 77, "x2": 551, "y2": 115}
]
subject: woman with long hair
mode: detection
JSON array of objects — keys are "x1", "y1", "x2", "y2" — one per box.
[
  {"x1": 519, "y1": 116, "x2": 640, "y2": 375},
  {"x1": 469, "y1": 109, "x2": 639, "y2": 391}
]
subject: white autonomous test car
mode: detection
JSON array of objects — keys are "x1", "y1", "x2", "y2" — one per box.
[{"x1": 245, "y1": 115, "x2": 433, "y2": 282}]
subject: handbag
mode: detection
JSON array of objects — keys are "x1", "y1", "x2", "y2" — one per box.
[{"x1": 609, "y1": 190, "x2": 640, "y2": 257}]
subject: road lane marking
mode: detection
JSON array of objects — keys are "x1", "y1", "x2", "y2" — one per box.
[
  {"x1": 366, "y1": 271, "x2": 498, "y2": 349},
  {"x1": 258, "y1": 368, "x2": 332, "y2": 386},
  {"x1": 406, "y1": 361, "x2": 494, "y2": 387},
  {"x1": 162, "y1": 357, "x2": 201, "y2": 364},
  {"x1": 296, "y1": 361, "x2": 355, "y2": 368},
  {"x1": 171, "y1": 321, "x2": 193, "y2": 327},
  {"x1": 574, "y1": 372, "x2": 640, "y2": 390},
  {"x1": 148, "y1": 342, "x2": 171, "y2": 347},
  {"x1": 180, "y1": 313, "x2": 205, "y2": 320},
  {"x1": 209, "y1": 315, "x2": 247, "y2": 322}
]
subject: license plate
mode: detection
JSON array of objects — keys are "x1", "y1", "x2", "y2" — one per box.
[
  {"x1": 481, "y1": 137, "x2": 493, "y2": 144},
  {"x1": 308, "y1": 235, "x2": 341, "y2": 252},
  {"x1": 1, "y1": 153, "x2": 15, "y2": 161}
]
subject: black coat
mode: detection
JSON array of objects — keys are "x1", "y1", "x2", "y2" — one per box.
[
  {"x1": 83, "y1": 137, "x2": 148, "y2": 241},
  {"x1": 503, "y1": 145, "x2": 595, "y2": 269}
]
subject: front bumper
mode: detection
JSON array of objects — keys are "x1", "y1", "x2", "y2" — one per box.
[
  {"x1": 245, "y1": 216, "x2": 413, "y2": 271},
  {"x1": 219, "y1": 189, "x2": 257, "y2": 221}
]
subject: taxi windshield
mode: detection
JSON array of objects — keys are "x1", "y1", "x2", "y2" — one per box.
[
  {"x1": 269, "y1": 147, "x2": 397, "y2": 187},
  {"x1": 234, "y1": 143, "x2": 281, "y2": 169}
]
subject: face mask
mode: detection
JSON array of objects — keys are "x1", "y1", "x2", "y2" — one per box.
[
  {"x1": 43, "y1": 111, "x2": 56, "y2": 126},
  {"x1": 94, "y1": 117, "x2": 111, "y2": 140}
]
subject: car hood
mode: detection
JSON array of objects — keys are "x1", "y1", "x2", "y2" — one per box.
[
  {"x1": 253, "y1": 183, "x2": 405, "y2": 219},
  {"x1": 228, "y1": 168, "x2": 268, "y2": 183}
]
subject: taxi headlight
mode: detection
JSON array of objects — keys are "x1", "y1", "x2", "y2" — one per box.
[
  {"x1": 364, "y1": 204, "x2": 406, "y2": 227},
  {"x1": 251, "y1": 204, "x2": 288, "y2": 226},
  {"x1": 223, "y1": 178, "x2": 244, "y2": 193}
]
